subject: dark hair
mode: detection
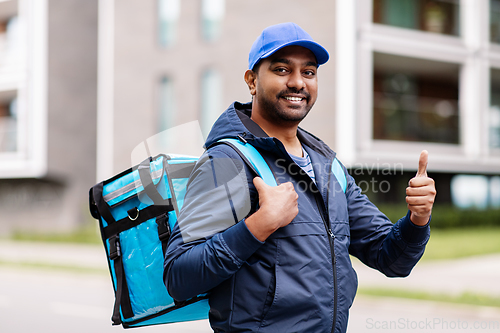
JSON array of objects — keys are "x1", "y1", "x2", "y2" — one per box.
[{"x1": 252, "y1": 60, "x2": 262, "y2": 74}]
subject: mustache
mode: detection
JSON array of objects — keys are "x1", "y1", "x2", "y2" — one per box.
[{"x1": 277, "y1": 89, "x2": 310, "y2": 101}]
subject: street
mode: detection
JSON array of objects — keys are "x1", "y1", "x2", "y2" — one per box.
[
  {"x1": 0, "y1": 265, "x2": 498, "y2": 333},
  {"x1": 0, "y1": 267, "x2": 210, "y2": 333}
]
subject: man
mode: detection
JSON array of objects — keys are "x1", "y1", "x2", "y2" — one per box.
[{"x1": 164, "y1": 22, "x2": 436, "y2": 333}]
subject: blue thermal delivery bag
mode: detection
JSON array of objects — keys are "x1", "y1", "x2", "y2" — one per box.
[
  {"x1": 89, "y1": 154, "x2": 210, "y2": 328},
  {"x1": 88, "y1": 139, "x2": 279, "y2": 328}
]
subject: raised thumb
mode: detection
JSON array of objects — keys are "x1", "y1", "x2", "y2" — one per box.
[{"x1": 416, "y1": 150, "x2": 428, "y2": 177}]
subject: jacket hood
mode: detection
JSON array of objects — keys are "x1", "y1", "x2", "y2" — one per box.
[
  {"x1": 204, "y1": 102, "x2": 263, "y2": 149},
  {"x1": 204, "y1": 101, "x2": 335, "y2": 159}
]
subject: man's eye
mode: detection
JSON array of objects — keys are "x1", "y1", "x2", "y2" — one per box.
[
  {"x1": 274, "y1": 67, "x2": 288, "y2": 73},
  {"x1": 304, "y1": 70, "x2": 316, "y2": 76}
]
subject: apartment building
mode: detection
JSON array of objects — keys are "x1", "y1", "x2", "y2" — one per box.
[
  {"x1": 339, "y1": 0, "x2": 500, "y2": 207},
  {"x1": 0, "y1": 0, "x2": 97, "y2": 234},
  {"x1": 0, "y1": 0, "x2": 498, "y2": 234}
]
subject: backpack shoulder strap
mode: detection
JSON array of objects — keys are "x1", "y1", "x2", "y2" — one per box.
[
  {"x1": 215, "y1": 138, "x2": 277, "y2": 187},
  {"x1": 213, "y1": 140, "x2": 346, "y2": 193},
  {"x1": 332, "y1": 157, "x2": 347, "y2": 193}
]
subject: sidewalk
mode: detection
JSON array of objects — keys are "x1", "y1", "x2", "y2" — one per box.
[
  {"x1": 0, "y1": 240, "x2": 108, "y2": 271},
  {"x1": 352, "y1": 253, "x2": 500, "y2": 297},
  {"x1": 0, "y1": 239, "x2": 499, "y2": 298}
]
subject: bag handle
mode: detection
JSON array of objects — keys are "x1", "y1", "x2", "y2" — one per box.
[
  {"x1": 91, "y1": 182, "x2": 116, "y2": 225},
  {"x1": 137, "y1": 156, "x2": 168, "y2": 205}
]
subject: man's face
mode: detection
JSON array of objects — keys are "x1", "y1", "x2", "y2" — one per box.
[{"x1": 251, "y1": 45, "x2": 318, "y2": 125}]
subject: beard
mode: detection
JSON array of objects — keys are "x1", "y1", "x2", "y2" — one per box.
[{"x1": 257, "y1": 88, "x2": 315, "y2": 125}]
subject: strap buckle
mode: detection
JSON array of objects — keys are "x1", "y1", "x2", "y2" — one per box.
[
  {"x1": 157, "y1": 213, "x2": 171, "y2": 242},
  {"x1": 109, "y1": 235, "x2": 121, "y2": 260}
]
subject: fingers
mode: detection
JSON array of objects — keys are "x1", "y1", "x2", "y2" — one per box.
[
  {"x1": 406, "y1": 189, "x2": 434, "y2": 220},
  {"x1": 416, "y1": 150, "x2": 428, "y2": 177},
  {"x1": 408, "y1": 176, "x2": 434, "y2": 188},
  {"x1": 253, "y1": 177, "x2": 296, "y2": 195},
  {"x1": 407, "y1": 150, "x2": 435, "y2": 226},
  {"x1": 406, "y1": 180, "x2": 436, "y2": 210},
  {"x1": 406, "y1": 181, "x2": 436, "y2": 226},
  {"x1": 276, "y1": 182, "x2": 298, "y2": 196},
  {"x1": 406, "y1": 194, "x2": 435, "y2": 206},
  {"x1": 254, "y1": 176, "x2": 284, "y2": 192},
  {"x1": 253, "y1": 176, "x2": 266, "y2": 192},
  {"x1": 406, "y1": 184, "x2": 435, "y2": 196}
]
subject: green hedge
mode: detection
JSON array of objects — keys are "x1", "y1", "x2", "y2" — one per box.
[
  {"x1": 377, "y1": 204, "x2": 500, "y2": 229},
  {"x1": 10, "y1": 222, "x2": 101, "y2": 244}
]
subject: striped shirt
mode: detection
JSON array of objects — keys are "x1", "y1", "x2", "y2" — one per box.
[{"x1": 290, "y1": 147, "x2": 316, "y2": 183}]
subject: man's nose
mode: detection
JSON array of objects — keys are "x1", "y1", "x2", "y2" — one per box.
[{"x1": 286, "y1": 71, "x2": 305, "y2": 91}]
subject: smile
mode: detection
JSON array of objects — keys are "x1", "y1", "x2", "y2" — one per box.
[{"x1": 283, "y1": 96, "x2": 304, "y2": 102}]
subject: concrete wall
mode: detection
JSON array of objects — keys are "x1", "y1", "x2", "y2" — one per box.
[{"x1": 46, "y1": 0, "x2": 98, "y2": 229}]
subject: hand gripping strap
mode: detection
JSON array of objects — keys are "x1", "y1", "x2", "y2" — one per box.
[
  {"x1": 217, "y1": 138, "x2": 277, "y2": 187},
  {"x1": 332, "y1": 158, "x2": 347, "y2": 193}
]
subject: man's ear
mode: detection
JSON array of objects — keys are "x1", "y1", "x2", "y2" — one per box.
[{"x1": 244, "y1": 70, "x2": 257, "y2": 96}]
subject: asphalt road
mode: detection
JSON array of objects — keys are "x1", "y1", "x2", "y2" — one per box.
[
  {"x1": 0, "y1": 267, "x2": 210, "y2": 333},
  {"x1": 0, "y1": 266, "x2": 498, "y2": 333}
]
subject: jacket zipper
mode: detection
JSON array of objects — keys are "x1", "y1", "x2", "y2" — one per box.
[
  {"x1": 277, "y1": 140, "x2": 338, "y2": 332},
  {"x1": 314, "y1": 194, "x2": 337, "y2": 333}
]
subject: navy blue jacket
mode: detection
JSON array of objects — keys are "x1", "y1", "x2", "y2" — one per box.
[{"x1": 164, "y1": 102, "x2": 430, "y2": 333}]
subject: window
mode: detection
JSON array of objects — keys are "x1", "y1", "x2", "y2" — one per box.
[
  {"x1": 451, "y1": 175, "x2": 500, "y2": 209},
  {"x1": 490, "y1": 69, "x2": 500, "y2": 149},
  {"x1": 0, "y1": 0, "x2": 47, "y2": 178},
  {"x1": 491, "y1": 0, "x2": 500, "y2": 43},
  {"x1": 373, "y1": 0, "x2": 460, "y2": 36},
  {"x1": 0, "y1": 91, "x2": 17, "y2": 152},
  {"x1": 158, "y1": 76, "x2": 175, "y2": 132},
  {"x1": 373, "y1": 53, "x2": 459, "y2": 144},
  {"x1": 201, "y1": 0, "x2": 225, "y2": 42},
  {"x1": 0, "y1": 15, "x2": 20, "y2": 66},
  {"x1": 200, "y1": 69, "x2": 222, "y2": 136},
  {"x1": 0, "y1": 15, "x2": 20, "y2": 155},
  {"x1": 334, "y1": 0, "x2": 500, "y2": 173},
  {"x1": 158, "y1": 0, "x2": 180, "y2": 47},
  {"x1": 491, "y1": 176, "x2": 500, "y2": 208},
  {"x1": 451, "y1": 175, "x2": 489, "y2": 209}
]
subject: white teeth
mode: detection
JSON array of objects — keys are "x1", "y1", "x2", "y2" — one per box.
[{"x1": 284, "y1": 96, "x2": 303, "y2": 101}]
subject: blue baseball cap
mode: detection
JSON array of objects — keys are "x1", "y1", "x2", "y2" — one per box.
[{"x1": 248, "y1": 22, "x2": 329, "y2": 70}]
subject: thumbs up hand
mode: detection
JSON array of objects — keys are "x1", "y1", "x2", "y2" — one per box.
[
  {"x1": 245, "y1": 177, "x2": 299, "y2": 242},
  {"x1": 406, "y1": 151, "x2": 436, "y2": 226}
]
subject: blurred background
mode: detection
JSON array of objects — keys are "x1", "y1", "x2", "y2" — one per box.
[{"x1": 0, "y1": 0, "x2": 499, "y2": 332}]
